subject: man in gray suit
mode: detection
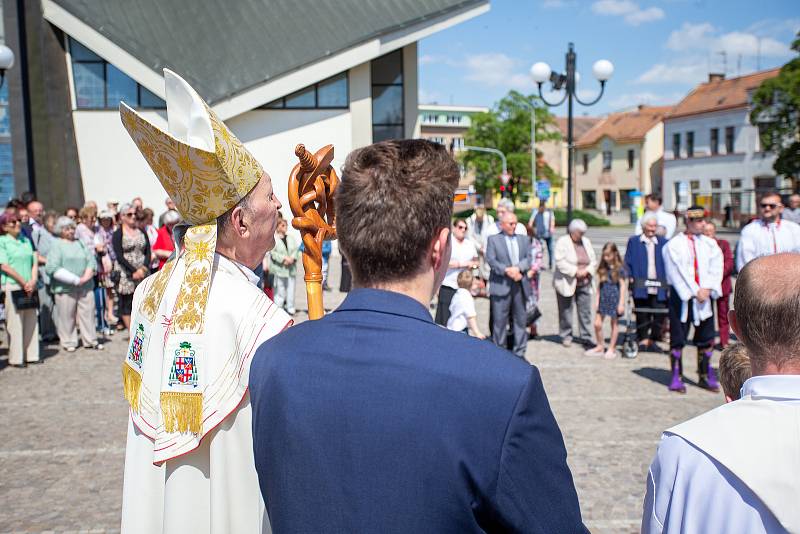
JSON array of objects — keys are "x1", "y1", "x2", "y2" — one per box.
[{"x1": 487, "y1": 211, "x2": 532, "y2": 358}]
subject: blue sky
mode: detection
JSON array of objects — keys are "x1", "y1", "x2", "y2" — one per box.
[{"x1": 418, "y1": 0, "x2": 799, "y2": 115}]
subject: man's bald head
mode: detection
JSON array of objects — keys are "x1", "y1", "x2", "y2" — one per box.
[
  {"x1": 732, "y1": 253, "x2": 800, "y2": 374},
  {"x1": 500, "y1": 211, "x2": 517, "y2": 236}
]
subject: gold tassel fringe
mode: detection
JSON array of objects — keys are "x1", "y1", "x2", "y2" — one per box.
[
  {"x1": 122, "y1": 363, "x2": 142, "y2": 413},
  {"x1": 160, "y1": 391, "x2": 203, "y2": 434}
]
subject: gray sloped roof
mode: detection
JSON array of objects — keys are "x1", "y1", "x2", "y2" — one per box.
[{"x1": 52, "y1": 0, "x2": 483, "y2": 104}]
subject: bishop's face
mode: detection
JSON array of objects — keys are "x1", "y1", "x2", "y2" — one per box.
[{"x1": 247, "y1": 172, "x2": 283, "y2": 255}]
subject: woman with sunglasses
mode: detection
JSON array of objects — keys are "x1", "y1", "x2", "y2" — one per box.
[
  {"x1": 0, "y1": 213, "x2": 40, "y2": 366},
  {"x1": 112, "y1": 203, "x2": 150, "y2": 331}
]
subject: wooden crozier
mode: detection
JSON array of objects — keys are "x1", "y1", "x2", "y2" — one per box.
[{"x1": 288, "y1": 144, "x2": 339, "y2": 320}]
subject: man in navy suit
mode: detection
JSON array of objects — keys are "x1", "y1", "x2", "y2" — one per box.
[
  {"x1": 624, "y1": 213, "x2": 668, "y2": 350},
  {"x1": 486, "y1": 212, "x2": 532, "y2": 358},
  {"x1": 249, "y1": 140, "x2": 586, "y2": 533}
]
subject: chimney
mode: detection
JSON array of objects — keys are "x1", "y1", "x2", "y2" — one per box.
[{"x1": 708, "y1": 73, "x2": 725, "y2": 83}]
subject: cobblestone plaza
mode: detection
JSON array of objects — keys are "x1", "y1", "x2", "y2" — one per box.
[{"x1": 0, "y1": 228, "x2": 727, "y2": 534}]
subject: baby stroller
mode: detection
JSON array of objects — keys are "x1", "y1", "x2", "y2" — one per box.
[{"x1": 621, "y1": 278, "x2": 669, "y2": 359}]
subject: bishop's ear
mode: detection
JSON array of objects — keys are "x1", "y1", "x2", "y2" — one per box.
[{"x1": 431, "y1": 227, "x2": 451, "y2": 271}]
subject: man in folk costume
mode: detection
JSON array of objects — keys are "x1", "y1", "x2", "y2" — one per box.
[
  {"x1": 118, "y1": 69, "x2": 291, "y2": 534},
  {"x1": 662, "y1": 206, "x2": 723, "y2": 393}
]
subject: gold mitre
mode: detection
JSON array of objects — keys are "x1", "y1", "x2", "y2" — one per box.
[{"x1": 120, "y1": 69, "x2": 263, "y2": 224}]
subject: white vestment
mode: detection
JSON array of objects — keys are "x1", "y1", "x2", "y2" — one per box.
[
  {"x1": 121, "y1": 254, "x2": 292, "y2": 534},
  {"x1": 663, "y1": 233, "x2": 722, "y2": 324},
  {"x1": 736, "y1": 218, "x2": 800, "y2": 271},
  {"x1": 643, "y1": 375, "x2": 800, "y2": 534}
]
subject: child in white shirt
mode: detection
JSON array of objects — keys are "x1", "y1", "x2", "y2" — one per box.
[{"x1": 447, "y1": 270, "x2": 485, "y2": 339}]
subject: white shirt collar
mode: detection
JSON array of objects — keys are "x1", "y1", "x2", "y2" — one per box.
[
  {"x1": 639, "y1": 233, "x2": 657, "y2": 244},
  {"x1": 741, "y1": 375, "x2": 800, "y2": 401},
  {"x1": 215, "y1": 253, "x2": 260, "y2": 285}
]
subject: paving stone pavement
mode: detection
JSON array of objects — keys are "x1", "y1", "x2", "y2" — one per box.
[{"x1": 0, "y1": 227, "x2": 727, "y2": 533}]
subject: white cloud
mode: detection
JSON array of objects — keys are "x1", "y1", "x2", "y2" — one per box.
[
  {"x1": 591, "y1": 0, "x2": 664, "y2": 26},
  {"x1": 418, "y1": 88, "x2": 442, "y2": 104},
  {"x1": 541, "y1": 0, "x2": 576, "y2": 8},
  {"x1": 637, "y1": 21, "x2": 795, "y2": 87},
  {"x1": 666, "y1": 22, "x2": 791, "y2": 57},
  {"x1": 636, "y1": 62, "x2": 707, "y2": 84},
  {"x1": 463, "y1": 53, "x2": 533, "y2": 90},
  {"x1": 418, "y1": 54, "x2": 440, "y2": 66},
  {"x1": 607, "y1": 91, "x2": 680, "y2": 110}
]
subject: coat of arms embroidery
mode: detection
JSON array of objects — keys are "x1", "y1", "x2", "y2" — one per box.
[
  {"x1": 168, "y1": 341, "x2": 198, "y2": 387},
  {"x1": 127, "y1": 323, "x2": 146, "y2": 369}
]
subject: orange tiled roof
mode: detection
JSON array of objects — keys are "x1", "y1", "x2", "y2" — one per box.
[
  {"x1": 555, "y1": 117, "x2": 602, "y2": 139},
  {"x1": 667, "y1": 69, "x2": 780, "y2": 119},
  {"x1": 576, "y1": 105, "x2": 672, "y2": 147}
]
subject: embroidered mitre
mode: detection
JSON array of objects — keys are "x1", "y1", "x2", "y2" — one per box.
[{"x1": 119, "y1": 70, "x2": 264, "y2": 437}]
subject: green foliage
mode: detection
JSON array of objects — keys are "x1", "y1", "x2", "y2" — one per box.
[
  {"x1": 750, "y1": 32, "x2": 800, "y2": 178},
  {"x1": 460, "y1": 91, "x2": 563, "y2": 202},
  {"x1": 454, "y1": 208, "x2": 610, "y2": 227}
]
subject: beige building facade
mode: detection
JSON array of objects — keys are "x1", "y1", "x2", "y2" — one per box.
[{"x1": 574, "y1": 106, "x2": 668, "y2": 214}]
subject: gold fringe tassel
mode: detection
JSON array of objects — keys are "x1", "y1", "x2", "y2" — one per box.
[
  {"x1": 160, "y1": 391, "x2": 203, "y2": 434},
  {"x1": 122, "y1": 363, "x2": 142, "y2": 413}
]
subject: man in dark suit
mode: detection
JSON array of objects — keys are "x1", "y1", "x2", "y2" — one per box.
[
  {"x1": 703, "y1": 221, "x2": 734, "y2": 348},
  {"x1": 249, "y1": 140, "x2": 586, "y2": 534},
  {"x1": 486, "y1": 212, "x2": 532, "y2": 358},
  {"x1": 624, "y1": 213, "x2": 668, "y2": 351}
]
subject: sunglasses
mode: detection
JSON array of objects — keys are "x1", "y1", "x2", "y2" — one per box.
[
  {"x1": 760, "y1": 203, "x2": 779, "y2": 209},
  {"x1": 123, "y1": 212, "x2": 136, "y2": 218},
  {"x1": 454, "y1": 225, "x2": 467, "y2": 230}
]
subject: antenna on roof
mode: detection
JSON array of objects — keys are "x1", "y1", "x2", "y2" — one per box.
[{"x1": 717, "y1": 51, "x2": 727, "y2": 76}]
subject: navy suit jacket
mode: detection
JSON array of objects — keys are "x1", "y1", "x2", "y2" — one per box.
[
  {"x1": 624, "y1": 234, "x2": 668, "y2": 301},
  {"x1": 249, "y1": 288, "x2": 586, "y2": 533}
]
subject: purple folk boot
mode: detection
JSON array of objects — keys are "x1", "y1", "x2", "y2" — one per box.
[
  {"x1": 669, "y1": 350, "x2": 686, "y2": 393},
  {"x1": 698, "y1": 349, "x2": 720, "y2": 392}
]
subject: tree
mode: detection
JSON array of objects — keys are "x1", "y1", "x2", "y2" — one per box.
[
  {"x1": 750, "y1": 31, "x2": 800, "y2": 180},
  {"x1": 460, "y1": 91, "x2": 562, "y2": 203}
]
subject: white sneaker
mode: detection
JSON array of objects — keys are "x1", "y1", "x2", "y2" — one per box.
[
  {"x1": 91, "y1": 343, "x2": 105, "y2": 350},
  {"x1": 65, "y1": 346, "x2": 76, "y2": 353}
]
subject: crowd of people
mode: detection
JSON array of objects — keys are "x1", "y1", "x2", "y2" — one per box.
[
  {"x1": 0, "y1": 192, "x2": 179, "y2": 367},
  {"x1": 438, "y1": 191, "x2": 800, "y2": 395}
]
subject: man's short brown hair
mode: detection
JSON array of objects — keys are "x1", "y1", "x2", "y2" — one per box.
[
  {"x1": 718, "y1": 343, "x2": 751, "y2": 400},
  {"x1": 336, "y1": 139, "x2": 459, "y2": 285}
]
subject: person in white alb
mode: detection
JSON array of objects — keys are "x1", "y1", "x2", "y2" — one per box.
[
  {"x1": 635, "y1": 193, "x2": 677, "y2": 239},
  {"x1": 643, "y1": 253, "x2": 800, "y2": 534},
  {"x1": 118, "y1": 70, "x2": 291, "y2": 534},
  {"x1": 736, "y1": 191, "x2": 800, "y2": 271},
  {"x1": 662, "y1": 206, "x2": 723, "y2": 394},
  {"x1": 434, "y1": 218, "x2": 478, "y2": 326}
]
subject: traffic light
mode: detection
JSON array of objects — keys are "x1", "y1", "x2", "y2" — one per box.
[{"x1": 499, "y1": 185, "x2": 505, "y2": 192}]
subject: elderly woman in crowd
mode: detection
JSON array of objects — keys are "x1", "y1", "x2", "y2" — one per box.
[
  {"x1": 32, "y1": 211, "x2": 59, "y2": 342},
  {"x1": 45, "y1": 216, "x2": 102, "y2": 352},
  {"x1": 624, "y1": 213, "x2": 668, "y2": 351},
  {"x1": 0, "y1": 212, "x2": 40, "y2": 366},
  {"x1": 113, "y1": 203, "x2": 150, "y2": 330},
  {"x1": 553, "y1": 218, "x2": 597, "y2": 347},
  {"x1": 526, "y1": 229, "x2": 545, "y2": 338},
  {"x1": 153, "y1": 209, "x2": 180, "y2": 270}
]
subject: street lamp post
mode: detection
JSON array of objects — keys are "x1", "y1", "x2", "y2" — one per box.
[
  {"x1": 0, "y1": 45, "x2": 14, "y2": 88},
  {"x1": 530, "y1": 43, "x2": 613, "y2": 222},
  {"x1": 463, "y1": 145, "x2": 509, "y2": 201}
]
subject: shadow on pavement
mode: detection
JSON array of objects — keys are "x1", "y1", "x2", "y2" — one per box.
[{"x1": 633, "y1": 367, "x2": 702, "y2": 389}]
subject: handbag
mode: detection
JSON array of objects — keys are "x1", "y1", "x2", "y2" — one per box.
[
  {"x1": 525, "y1": 296, "x2": 542, "y2": 326},
  {"x1": 10, "y1": 289, "x2": 39, "y2": 310}
]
